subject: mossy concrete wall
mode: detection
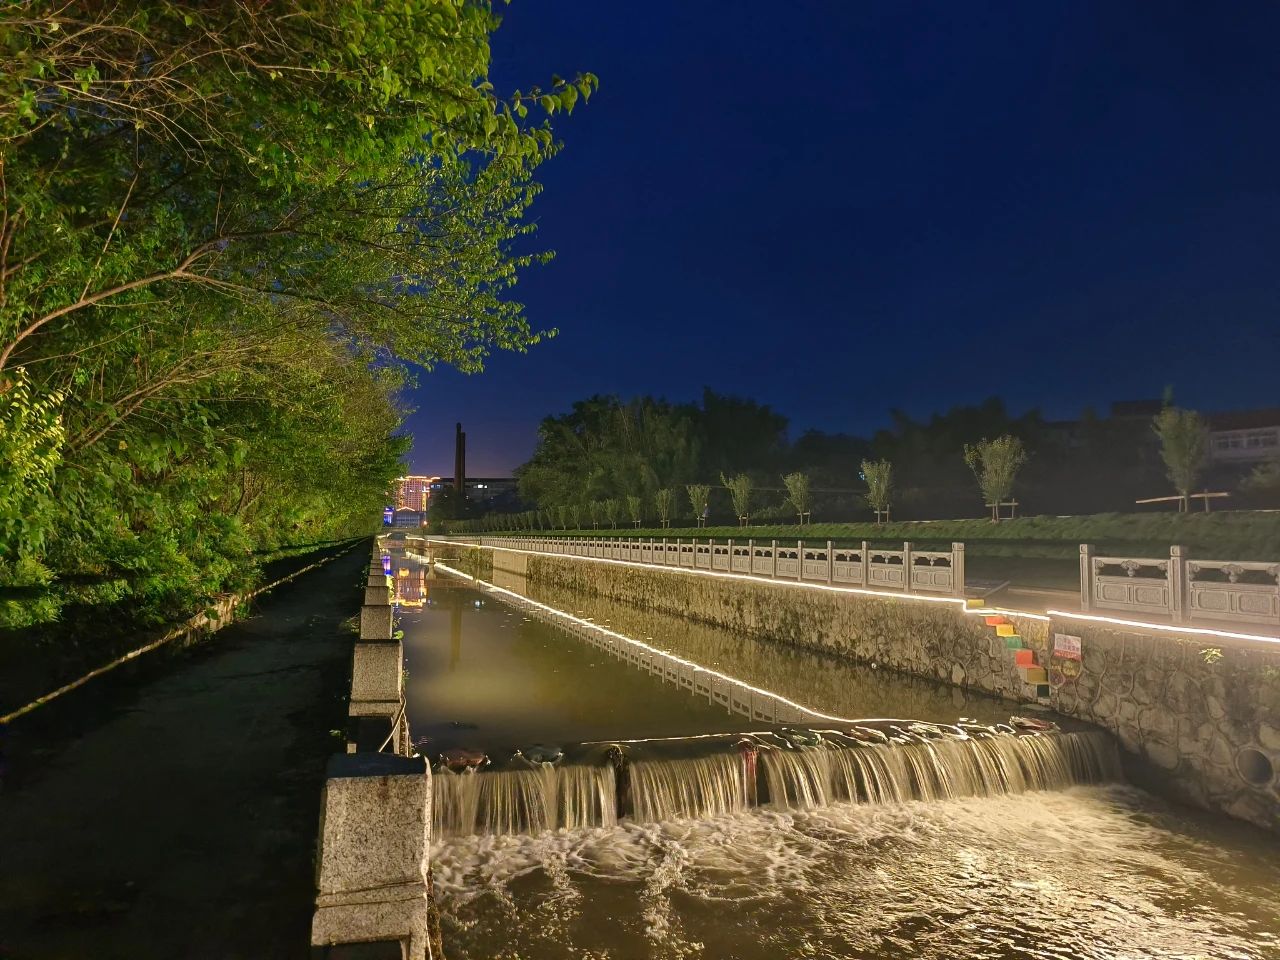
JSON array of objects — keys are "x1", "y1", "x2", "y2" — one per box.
[{"x1": 1049, "y1": 620, "x2": 1280, "y2": 831}]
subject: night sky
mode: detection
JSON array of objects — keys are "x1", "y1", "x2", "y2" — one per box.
[{"x1": 405, "y1": 1, "x2": 1280, "y2": 477}]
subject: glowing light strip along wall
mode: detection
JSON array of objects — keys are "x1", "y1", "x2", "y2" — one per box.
[
  {"x1": 1046, "y1": 609, "x2": 1280, "y2": 645},
  {"x1": 431, "y1": 559, "x2": 887, "y2": 726},
  {"x1": 427, "y1": 539, "x2": 967, "y2": 607}
]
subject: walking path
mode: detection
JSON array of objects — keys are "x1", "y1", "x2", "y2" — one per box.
[{"x1": 0, "y1": 547, "x2": 365, "y2": 960}]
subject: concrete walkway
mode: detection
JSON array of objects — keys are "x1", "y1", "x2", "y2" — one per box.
[{"x1": 0, "y1": 547, "x2": 365, "y2": 959}]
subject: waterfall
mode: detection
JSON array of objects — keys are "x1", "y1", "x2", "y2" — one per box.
[
  {"x1": 433, "y1": 763, "x2": 617, "y2": 837},
  {"x1": 760, "y1": 731, "x2": 1120, "y2": 810},
  {"x1": 432, "y1": 731, "x2": 1121, "y2": 837},
  {"x1": 627, "y1": 753, "x2": 749, "y2": 823}
]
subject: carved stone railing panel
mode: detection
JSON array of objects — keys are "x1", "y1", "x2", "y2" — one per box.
[{"x1": 462, "y1": 536, "x2": 965, "y2": 596}]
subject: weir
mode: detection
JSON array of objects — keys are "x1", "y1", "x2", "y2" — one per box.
[{"x1": 430, "y1": 728, "x2": 1120, "y2": 837}]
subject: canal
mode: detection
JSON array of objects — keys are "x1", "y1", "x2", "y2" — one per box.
[{"x1": 391, "y1": 551, "x2": 1280, "y2": 960}]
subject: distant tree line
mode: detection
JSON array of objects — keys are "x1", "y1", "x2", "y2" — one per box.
[{"x1": 441, "y1": 391, "x2": 1278, "y2": 533}]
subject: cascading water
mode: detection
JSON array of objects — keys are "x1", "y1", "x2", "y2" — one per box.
[
  {"x1": 434, "y1": 762, "x2": 617, "y2": 837},
  {"x1": 627, "y1": 752, "x2": 749, "y2": 823},
  {"x1": 760, "y1": 730, "x2": 1120, "y2": 809},
  {"x1": 432, "y1": 730, "x2": 1120, "y2": 837}
]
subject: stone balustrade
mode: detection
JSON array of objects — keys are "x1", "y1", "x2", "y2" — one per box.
[
  {"x1": 311, "y1": 542, "x2": 434, "y2": 956},
  {"x1": 1081, "y1": 544, "x2": 1280, "y2": 629},
  {"x1": 455, "y1": 535, "x2": 967, "y2": 597}
]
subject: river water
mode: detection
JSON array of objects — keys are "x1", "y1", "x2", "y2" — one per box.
[{"x1": 392, "y1": 552, "x2": 1280, "y2": 960}]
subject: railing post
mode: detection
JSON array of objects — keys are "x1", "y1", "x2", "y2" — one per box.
[
  {"x1": 1170, "y1": 544, "x2": 1188, "y2": 623},
  {"x1": 902, "y1": 540, "x2": 913, "y2": 591},
  {"x1": 728, "y1": 538, "x2": 734, "y2": 573},
  {"x1": 861, "y1": 540, "x2": 869, "y2": 586},
  {"x1": 662, "y1": 537, "x2": 667, "y2": 565},
  {"x1": 691, "y1": 536, "x2": 697, "y2": 569},
  {"x1": 952, "y1": 542, "x2": 965, "y2": 597},
  {"x1": 826, "y1": 540, "x2": 834, "y2": 584},
  {"x1": 796, "y1": 539, "x2": 804, "y2": 580},
  {"x1": 748, "y1": 539, "x2": 755, "y2": 577},
  {"x1": 771, "y1": 539, "x2": 778, "y2": 578},
  {"x1": 1079, "y1": 544, "x2": 1094, "y2": 611}
]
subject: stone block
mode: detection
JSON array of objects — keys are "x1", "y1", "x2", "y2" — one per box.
[
  {"x1": 364, "y1": 584, "x2": 391, "y2": 606},
  {"x1": 360, "y1": 604, "x2": 394, "y2": 641},
  {"x1": 312, "y1": 754, "x2": 431, "y2": 955},
  {"x1": 351, "y1": 641, "x2": 402, "y2": 706}
]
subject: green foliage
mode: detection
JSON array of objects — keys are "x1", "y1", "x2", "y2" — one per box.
[
  {"x1": 963, "y1": 435, "x2": 1027, "y2": 519},
  {"x1": 0, "y1": 1, "x2": 591, "y2": 627},
  {"x1": 654, "y1": 488, "x2": 676, "y2": 527},
  {"x1": 721, "y1": 472, "x2": 752, "y2": 523},
  {"x1": 1243, "y1": 458, "x2": 1280, "y2": 504},
  {"x1": 626, "y1": 494, "x2": 643, "y2": 525},
  {"x1": 686, "y1": 484, "x2": 712, "y2": 521},
  {"x1": 603, "y1": 498, "x2": 621, "y2": 529},
  {"x1": 862, "y1": 459, "x2": 893, "y2": 520},
  {"x1": 0, "y1": 367, "x2": 65, "y2": 552},
  {"x1": 1153, "y1": 406, "x2": 1208, "y2": 502},
  {"x1": 781, "y1": 472, "x2": 812, "y2": 524},
  {"x1": 516, "y1": 395, "x2": 701, "y2": 509}
]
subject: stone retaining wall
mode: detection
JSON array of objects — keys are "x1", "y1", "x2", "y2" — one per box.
[
  {"x1": 1048, "y1": 620, "x2": 1280, "y2": 830},
  {"x1": 480, "y1": 547, "x2": 1046, "y2": 704}
]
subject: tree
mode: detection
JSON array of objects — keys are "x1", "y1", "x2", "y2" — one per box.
[
  {"x1": 963, "y1": 436, "x2": 1027, "y2": 521},
  {"x1": 0, "y1": 2, "x2": 596, "y2": 630},
  {"x1": 720, "y1": 473, "x2": 753, "y2": 526},
  {"x1": 588, "y1": 500, "x2": 602, "y2": 530},
  {"x1": 861, "y1": 459, "x2": 894, "y2": 523},
  {"x1": 626, "y1": 494, "x2": 644, "y2": 527},
  {"x1": 555, "y1": 504, "x2": 569, "y2": 529},
  {"x1": 687, "y1": 484, "x2": 712, "y2": 526},
  {"x1": 569, "y1": 503, "x2": 583, "y2": 530},
  {"x1": 654, "y1": 488, "x2": 676, "y2": 528},
  {"x1": 515, "y1": 395, "x2": 699, "y2": 509},
  {"x1": 781, "y1": 472, "x2": 812, "y2": 524},
  {"x1": 1153, "y1": 406, "x2": 1209, "y2": 511},
  {"x1": 603, "y1": 498, "x2": 621, "y2": 529}
]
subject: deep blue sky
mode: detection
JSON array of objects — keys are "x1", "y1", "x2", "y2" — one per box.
[{"x1": 405, "y1": 1, "x2": 1280, "y2": 477}]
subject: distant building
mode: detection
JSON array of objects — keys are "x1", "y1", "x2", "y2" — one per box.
[
  {"x1": 430, "y1": 477, "x2": 519, "y2": 510},
  {"x1": 393, "y1": 475, "x2": 438, "y2": 512},
  {"x1": 1207, "y1": 409, "x2": 1280, "y2": 464},
  {"x1": 390, "y1": 508, "x2": 427, "y2": 528}
]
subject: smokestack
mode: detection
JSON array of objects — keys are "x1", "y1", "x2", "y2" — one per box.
[{"x1": 454, "y1": 422, "x2": 466, "y2": 498}]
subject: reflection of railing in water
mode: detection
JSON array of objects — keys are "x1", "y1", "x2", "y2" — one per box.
[
  {"x1": 432, "y1": 729, "x2": 1121, "y2": 837},
  {"x1": 430, "y1": 558, "x2": 860, "y2": 727}
]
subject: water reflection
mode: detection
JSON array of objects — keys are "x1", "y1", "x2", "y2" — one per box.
[
  {"x1": 495, "y1": 563, "x2": 1012, "y2": 727},
  {"x1": 395, "y1": 557, "x2": 754, "y2": 753}
]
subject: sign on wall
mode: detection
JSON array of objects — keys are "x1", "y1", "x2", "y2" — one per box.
[{"x1": 1052, "y1": 633, "x2": 1082, "y2": 660}]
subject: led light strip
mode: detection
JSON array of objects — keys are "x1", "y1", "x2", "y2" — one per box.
[
  {"x1": 1046, "y1": 609, "x2": 1280, "y2": 645},
  {"x1": 427, "y1": 539, "x2": 969, "y2": 607},
  {"x1": 431, "y1": 559, "x2": 901, "y2": 726},
  {"x1": 426, "y1": 539, "x2": 1280, "y2": 644}
]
